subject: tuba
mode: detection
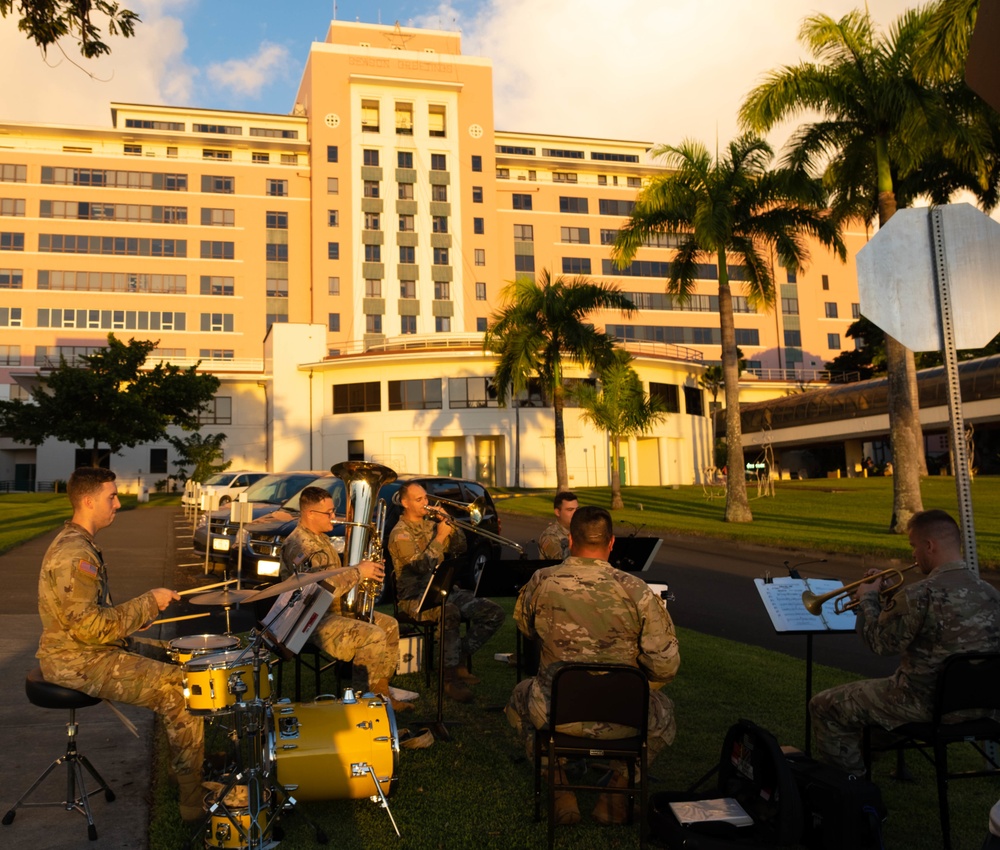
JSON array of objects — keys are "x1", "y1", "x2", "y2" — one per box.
[{"x1": 331, "y1": 460, "x2": 397, "y2": 622}]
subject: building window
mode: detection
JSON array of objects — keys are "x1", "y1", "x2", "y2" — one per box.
[
  {"x1": 649, "y1": 382, "x2": 680, "y2": 413},
  {"x1": 399, "y1": 245, "x2": 415, "y2": 264},
  {"x1": 200, "y1": 275, "x2": 234, "y2": 295},
  {"x1": 475, "y1": 282, "x2": 486, "y2": 301},
  {"x1": 0, "y1": 199, "x2": 25, "y2": 216},
  {"x1": 365, "y1": 314, "x2": 382, "y2": 334},
  {"x1": 364, "y1": 244, "x2": 381, "y2": 262},
  {"x1": 627, "y1": 176, "x2": 642, "y2": 188},
  {"x1": 149, "y1": 448, "x2": 168, "y2": 474},
  {"x1": 553, "y1": 172, "x2": 578, "y2": 183},
  {"x1": 328, "y1": 276, "x2": 340, "y2": 295},
  {"x1": 398, "y1": 182, "x2": 414, "y2": 200},
  {"x1": 473, "y1": 217, "x2": 484, "y2": 234},
  {"x1": 431, "y1": 183, "x2": 448, "y2": 202},
  {"x1": 435, "y1": 316, "x2": 451, "y2": 332},
  {"x1": 397, "y1": 151, "x2": 413, "y2": 168},
  {"x1": 266, "y1": 179, "x2": 288, "y2": 197},
  {"x1": 395, "y1": 102, "x2": 413, "y2": 135},
  {"x1": 327, "y1": 145, "x2": 338, "y2": 163},
  {"x1": 363, "y1": 149, "x2": 380, "y2": 167},
  {"x1": 252, "y1": 152, "x2": 268, "y2": 164},
  {"x1": 328, "y1": 242, "x2": 340, "y2": 260},
  {"x1": 472, "y1": 186, "x2": 483, "y2": 203},
  {"x1": 852, "y1": 302, "x2": 860, "y2": 319},
  {"x1": 265, "y1": 244, "x2": 288, "y2": 262},
  {"x1": 361, "y1": 100, "x2": 380, "y2": 133},
  {"x1": 476, "y1": 317, "x2": 487, "y2": 332},
  {"x1": 265, "y1": 278, "x2": 287, "y2": 296},
  {"x1": 400, "y1": 315, "x2": 417, "y2": 334},
  {"x1": 200, "y1": 312, "x2": 234, "y2": 333},
  {"x1": 365, "y1": 279, "x2": 381, "y2": 298},
  {"x1": 514, "y1": 254, "x2": 535, "y2": 273},
  {"x1": 202, "y1": 148, "x2": 232, "y2": 160},
  {"x1": 0, "y1": 268, "x2": 23, "y2": 288},
  {"x1": 683, "y1": 386, "x2": 704, "y2": 416},
  {"x1": 264, "y1": 210, "x2": 286, "y2": 229},
  {"x1": 348, "y1": 440, "x2": 365, "y2": 461},
  {"x1": 428, "y1": 104, "x2": 446, "y2": 137},
  {"x1": 784, "y1": 329, "x2": 802, "y2": 347},
  {"x1": 496, "y1": 167, "x2": 510, "y2": 179},
  {"x1": 333, "y1": 381, "x2": 380, "y2": 414},
  {"x1": 432, "y1": 215, "x2": 448, "y2": 233},
  {"x1": 513, "y1": 224, "x2": 534, "y2": 241},
  {"x1": 562, "y1": 257, "x2": 591, "y2": 275},
  {"x1": 364, "y1": 212, "x2": 380, "y2": 230},
  {"x1": 559, "y1": 196, "x2": 588, "y2": 214},
  {"x1": 825, "y1": 302, "x2": 838, "y2": 318},
  {"x1": 328, "y1": 313, "x2": 340, "y2": 332},
  {"x1": 434, "y1": 281, "x2": 451, "y2": 300},
  {"x1": 561, "y1": 226, "x2": 590, "y2": 244},
  {"x1": 124, "y1": 144, "x2": 142, "y2": 156},
  {"x1": 471, "y1": 155, "x2": 482, "y2": 172},
  {"x1": 0, "y1": 164, "x2": 27, "y2": 183},
  {"x1": 202, "y1": 175, "x2": 234, "y2": 194},
  {"x1": 474, "y1": 248, "x2": 485, "y2": 266},
  {"x1": 389, "y1": 379, "x2": 443, "y2": 410},
  {"x1": 198, "y1": 397, "x2": 233, "y2": 425},
  {"x1": 400, "y1": 280, "x2": 416, "y2": 299},
  {"x1": 822, "y1": 274, "x2": 830, "y2": 290},
  {"x1": 433, "y1": 247, "x2": 449, "y2": 265},
  {"x1": 398, "y1": 214, "x2": 414, "y2": 231},
  {"x1": 201, "y1": 241, "x2": 235, "y2": 260},
  {"x1": 327, "y1": 177, "x2": 339, "y2": 194},
  {"x1": 363, "y1": 180, "x2": 380, "y2": 198},
  {"x1": 781, "y1": 297, "x2": 799, "y2": 315},
  {"x1": 430, "y1": 153, "x2": 446, "y2": 171},
  {"x1": 449, "y1": 376, "x2": 499, "y2": 409},
  {"x1": 328, "y1": 209, "x2": 339, "y2": 227},
  {"x1": 734, "y1": 328, "x2": 760, "y2": 346},
  {"x1": 200, "y1": 208, "x2": 234, "y2": 227},
  {"x1": 828, "y1": 333, "x2": 842, "y2": 350}
]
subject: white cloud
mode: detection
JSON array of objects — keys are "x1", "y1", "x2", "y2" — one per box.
[{"x1": 205, "y1": 42, "x2": 291, "y2": 99}]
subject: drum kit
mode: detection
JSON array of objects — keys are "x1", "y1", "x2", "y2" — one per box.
[{"x1": 172, "y1": 568, "x2": 401, "y2": 850}]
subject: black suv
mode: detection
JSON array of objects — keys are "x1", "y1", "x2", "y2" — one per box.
[{"x1": 230, "y1": 473, "x2": 507, "y2": 592}]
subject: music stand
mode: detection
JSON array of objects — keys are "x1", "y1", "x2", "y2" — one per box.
[
  {"x1": 410, "y1": 558, "x2": 461, "y2": 741},
  {"x1": 608, "y1": 537, "x2": 662, "y2": 573}
]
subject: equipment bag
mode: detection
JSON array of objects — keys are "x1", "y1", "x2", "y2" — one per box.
[
  {"x1": 648, "y1": 718, "x2": 803, "y2": 848},
  {"x1": 785, "y1": 753, "x2": 886, "y2": 850}
]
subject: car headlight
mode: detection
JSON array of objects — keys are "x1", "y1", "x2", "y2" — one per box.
[
  {"x1": 257, "y1": 560, "x2": 281, "y2": 577},
  {"x1": 195, "y1": 515, "x2": 207, "y2": 529}
]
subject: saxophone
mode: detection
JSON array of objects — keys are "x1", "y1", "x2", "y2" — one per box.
[{"x1": 331, "y1": 460, "x2": 397, "y2": 622}]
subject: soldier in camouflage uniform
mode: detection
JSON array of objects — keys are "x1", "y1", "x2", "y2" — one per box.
[
  {"x1": 279, "y1": 486, "x2": 411, "y2": 712},
  {"x1": 537, "y1": 491, "x2": 578, "y2": 560},
  {"x1": 508, "y1": 505, "x2": 679, "y2": 825},
  {"x1": 811, "y1": 509, "x2": 1000, "y2": 775},
  {"x1": 388, "y1": 481, "x2": 504, "y2": 703},
  {"x1": 36, "y1": 468, "x2": 205, "y2": 824}
]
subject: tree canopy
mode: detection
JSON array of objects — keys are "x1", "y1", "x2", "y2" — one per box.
[
  {"x1": 0, "y1": 0, "x2": 139, "y2": 58},
  {"x1": 0, "y1": 334, "x2": 220, "y2": 466},
  {"x1": 169, "y1": 432, "x2": 231, "y2": 484}
]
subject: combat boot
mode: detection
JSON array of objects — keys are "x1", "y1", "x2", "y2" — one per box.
[
  {"x1": 373, "y1": 677, "x2": 415, "y2": 713},
  {"x1": 544, "y1": 761, "x2": 580, "y2": 826},
  {"x1": 593, "y1": 770, "x2": 630, "y2": 825},
  {"x1": 177, "y1": 772, "x2": 205, "y2": 826},
  {"x1": 444, "y1": 666, "x2": 474, "y2": 703}
]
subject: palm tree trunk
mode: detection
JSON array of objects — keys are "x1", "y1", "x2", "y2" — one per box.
[
  {"x1": 717, "y1": 256, "x2": 752, "y2": 523},
  {"x1": 877, "y1": 143, "x2": 924, "y2": 531},
  {"x1": 610, "y1": 436, "x2": 624, "y2": 510},
  {"x1": 553, "y1": 387, "x2": 569, "y2": 492}
]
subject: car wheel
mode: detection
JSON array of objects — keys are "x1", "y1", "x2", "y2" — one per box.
[{"x1": 219, "y1": 496, "x2": 231, "y2": 506}]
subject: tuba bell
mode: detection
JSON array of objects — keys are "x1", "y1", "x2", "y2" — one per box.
[{"x1": 331, "y1": 460, "x2": 397, "y2": 622}]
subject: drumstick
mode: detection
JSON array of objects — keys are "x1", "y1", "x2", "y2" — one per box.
[
  {"x1": 149, "y1": 612, "x2": 212, "y2": 626},
  {"x1": 177, "y1": 579, "x2": 237, "y2": 596}
]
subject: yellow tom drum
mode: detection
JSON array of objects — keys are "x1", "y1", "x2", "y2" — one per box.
[
  {"x1": 268, "y1": 695, "x2": 399, "y2": 801},
  {"x1": 168, "y1": 633, "x2": 240, "y2": 664},
  {"x1": 182, "y1": 650, "x2": 273, "y2": 715},
  {"x1": 202, "y1": 781, "x2": 272, "y2": 849}
]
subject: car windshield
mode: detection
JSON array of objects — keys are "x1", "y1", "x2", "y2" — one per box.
[
  {"x1": 242, "y1": 474, "x2": 321, "y2": 505},
  {"x1": 203, "y1": 473, "x2": 236, "y2": 487},
  {"x1": 282, "y1": 478, "x2": 346, "y2": 512}
]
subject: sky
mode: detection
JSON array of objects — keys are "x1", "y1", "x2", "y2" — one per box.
[{"x1": 0, "y1": 0, "x2": 920, "y2": 154}]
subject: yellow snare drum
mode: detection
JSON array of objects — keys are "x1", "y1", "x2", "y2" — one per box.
[
  {"x1": 202, "y1": 782, "x2": 272, "y2": 849},
  {"x1": 168, "y1": 633, "x2": 240, "y2": 664},
  {"x1": 183, "y1": 650, "x2": 273, "y2": 714},
  {"x1": 269, "y1": 695, "x2": 399, "y2": 801}
]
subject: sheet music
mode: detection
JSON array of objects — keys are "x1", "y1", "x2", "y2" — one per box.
[{"x1": 754, "y1": 577, "x2": 857, "y2": 633}]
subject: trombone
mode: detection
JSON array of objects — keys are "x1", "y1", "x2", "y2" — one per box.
[
  {"x1": 802, "y1": 564, "x2": 918, "y2": 616},
  {"x1": 424, "y1": 495, "x2": 524, "y2": 554}
]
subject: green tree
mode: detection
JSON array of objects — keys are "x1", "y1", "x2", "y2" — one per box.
[
  {"x1": 740, "y1": 8, "x2": 998, "y2": 532},
  {"x1": 168, "y1": 432, "x2": 231, "y2": 484},
  {"x1": 613, "y1": 135, "x2": 845, "y2": 523},
  {"x1": 1, "y1": 0, "x2": 139, "y2": 58},
  {"x1": 571, "y1": 350, "x2": 667, "y2": 510},
  {"x1": 483, "y1": 270, "x2": 635, "y2": 492},
  {"x1": 0, "y1": 334, "x2": 220, "y2": 466}
]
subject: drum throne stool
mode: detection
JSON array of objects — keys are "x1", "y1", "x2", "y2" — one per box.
[{"x1": 2, "y1": 667, "x2": 115, "y2": 841}]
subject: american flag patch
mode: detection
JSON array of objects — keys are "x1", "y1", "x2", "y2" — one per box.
[{"x1": 77, "y1": 559, "x2": 99, "y2": 578}]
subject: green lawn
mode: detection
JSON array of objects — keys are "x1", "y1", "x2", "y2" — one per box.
[
  {"x1": 150, "y1": 599, "x2": 998, "y2": 850},
  {"x1": 496, "y1": 476, "x2": 1000, "y2": 567}
]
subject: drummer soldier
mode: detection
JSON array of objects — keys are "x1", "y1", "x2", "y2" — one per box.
[
  {"x1": 36, "y1": 467, "x2": 205, "y2": 825},
  {"x1": 279, "y1": 486, "x2": 412, "y2": 713}
]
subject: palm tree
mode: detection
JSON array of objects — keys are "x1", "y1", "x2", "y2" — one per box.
[
  {"x1": 483, "y1": 270, "x2": 635, "y2": 492},
  {"x1": 572, "y1": 350, "x2": 667, "y2": 510},
  {"x1": 613, "y1": 135, "x2": 845, "y2": 523},
  {"x1": 739, "y1": 8, "x2": 998, "y2": 532}
]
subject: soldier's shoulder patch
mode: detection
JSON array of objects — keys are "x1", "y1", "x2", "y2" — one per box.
[{"x1": 76, "y1": 559, "x2": 99, "y2": 579}]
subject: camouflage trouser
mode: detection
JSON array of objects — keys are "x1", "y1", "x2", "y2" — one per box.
[
  {"x1": 400, "y1": 588, "x2": 505, "y2": 668},
  {"x1": 40, "y1": 646, "x2": 204, "y2": 780},
  {"x1": 810, "y1": 678, "x2": 931, "y2": 774},
  {"x1": 506, "y1": 675, "x2": 677, "y2": 767},
  {"x1": 311, "y1": 609, "x2": 399, "y2": 689}
]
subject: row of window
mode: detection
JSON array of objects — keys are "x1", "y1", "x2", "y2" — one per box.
[
  {"x1": 495, "y1": 145, "x2": 640, "y2": 164},
  {"x1": 123, "y1": 118, "x2": 299, "y2": 139},
  {"x1": 33, "y1": 168, "x2": 290, "y2": 196},
  {"x1": 607, "y1": 324, "x2": 761, "y2": 347},
  {"x1": 0, "y1": 308, "x2": 236, "y2": 332},
  {"x1": 360, "y1": 100, "x2": 447, "y2": 137},
  {"x1": 328, "y1": 314, "x2": 473, "y2": 336}
]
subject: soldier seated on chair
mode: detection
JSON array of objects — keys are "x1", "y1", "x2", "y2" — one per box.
[{"x1": 279, "y1": 486, "x2": 412, "y2": 713}]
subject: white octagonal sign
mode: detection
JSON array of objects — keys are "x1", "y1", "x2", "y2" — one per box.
[{"x1": 855, "y1": 203, "x2": 1000, "y2": 352}]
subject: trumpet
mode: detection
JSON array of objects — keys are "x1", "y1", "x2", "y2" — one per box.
[
  {"x1": 424, "y1": 496, "x2": 524, "y2": 554},
  {"x1": 802, "y1": 564, "x2": 918, "y2": 616}
]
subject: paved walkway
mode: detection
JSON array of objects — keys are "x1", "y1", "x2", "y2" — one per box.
[{"x1": 0, "y1": 505, "x2": 234, "y2": 850}]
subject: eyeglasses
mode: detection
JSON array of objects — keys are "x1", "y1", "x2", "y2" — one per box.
[{"x1": 310, "y1": 509, "x2": 336, "y2": 517}]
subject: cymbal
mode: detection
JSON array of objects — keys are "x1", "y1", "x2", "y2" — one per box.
[
  {"x1": 188, "y1": 587, "x2": 259, "y2": 607},
  {"x1": 245, "y1": 567, "x2": 353, "y2": 602}
]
